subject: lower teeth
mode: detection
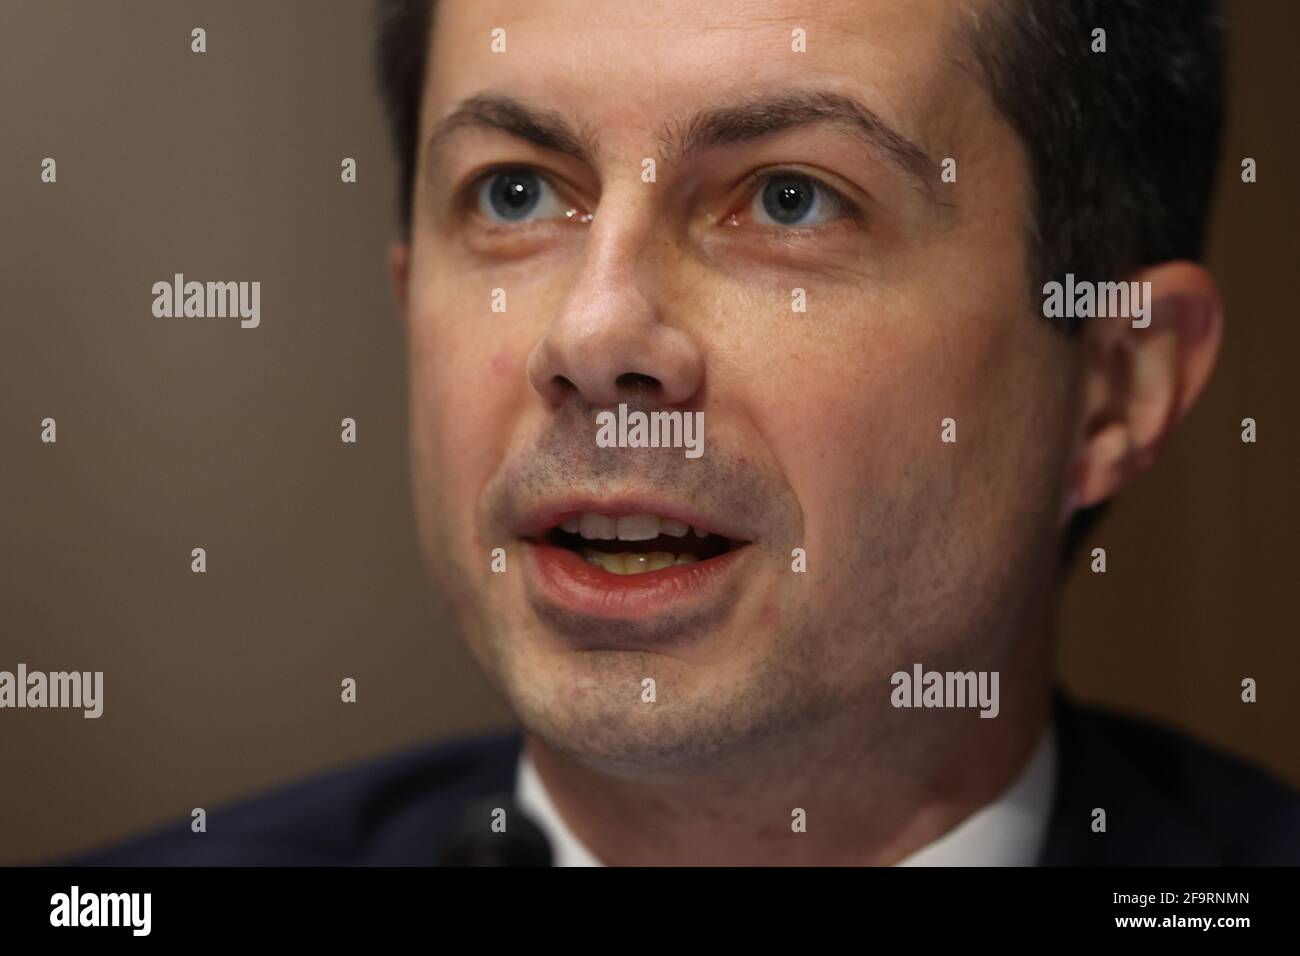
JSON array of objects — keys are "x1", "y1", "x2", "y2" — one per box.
[{"x1": 581, "y1": 549, "x2": 699, "y2": 574}]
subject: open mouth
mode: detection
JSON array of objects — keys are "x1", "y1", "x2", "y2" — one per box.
[
  {"x1": 543, "y1": 512, "x2": 740, "y2": 576},
  {"x1": 518, "y1": 502, "x2": 756, "y2": 628}
]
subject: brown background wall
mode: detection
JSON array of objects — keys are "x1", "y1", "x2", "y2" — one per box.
[{"x1": 1, "y1": 0, "x2": 1295, "y2": 864}]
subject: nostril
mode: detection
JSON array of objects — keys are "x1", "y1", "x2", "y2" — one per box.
[{"x1": 616, "y1": 372, "x2": 661, "y2": 393}]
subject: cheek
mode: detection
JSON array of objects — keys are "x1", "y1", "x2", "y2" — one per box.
[
  {"x1": 751, "y1": 291, "x2": 1058, "y2": 575},
  {"x1": 748, "y1": 307, "x2": 959, "y2": 517},
  {"x1": 408, "y1": 300, "x2": 533, "y2": 542}
]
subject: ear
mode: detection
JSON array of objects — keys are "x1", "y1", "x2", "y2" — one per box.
[
  {"x1": 389, "y1": 240, "x2": 410, "y2": 314},
  {"x1": 1063, "y1": 261, "x2": 1224, "y2": 519}
]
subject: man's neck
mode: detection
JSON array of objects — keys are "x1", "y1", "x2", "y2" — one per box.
[{"x1": 524, "y1": 683, "x2": 1054, "y2": 867}]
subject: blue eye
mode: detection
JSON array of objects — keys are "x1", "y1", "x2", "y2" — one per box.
[
  {"x1": 477, "y1": 169, "x2": 568, "y2": 222},
  {"x1": 751, "y1": 173, "x2": 847, "y2": 227}
]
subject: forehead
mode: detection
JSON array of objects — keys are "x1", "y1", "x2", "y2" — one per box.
[{"x1": 421, "y1": 0, "x2": 989, "y2": 160}]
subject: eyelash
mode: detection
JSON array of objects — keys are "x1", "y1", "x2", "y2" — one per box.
[
  {"x1": 456, "y1": 165, "x2": 863, "y2": 232},
  {"x1": 734, "y1": 168, "x2": 863, "y2": 230},
  {"x1": 449, "y1": 166, "x2": 558, "y2": 233}
]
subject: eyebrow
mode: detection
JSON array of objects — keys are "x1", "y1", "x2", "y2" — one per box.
[
  {"x1": 424, "y1": 89, "x2": 941, "y2": 200},
  {"x1": 424, "y1": 93, "x2": 599, "y2": 175},
  {"x1": 664, "y1": 89, "x2": 938, "y2": 194}
]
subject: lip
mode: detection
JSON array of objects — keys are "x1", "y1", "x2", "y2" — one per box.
[
  {"x1": 515, "y1": 494, "x2": 756, "y2": 626},
  {"x1": 524, "y1": 538, "x2": 749, "y2": 622}
]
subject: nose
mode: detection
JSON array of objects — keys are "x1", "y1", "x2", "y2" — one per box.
[{"x1": 526, "y1": 212, "x2": 704, "y2": 409}]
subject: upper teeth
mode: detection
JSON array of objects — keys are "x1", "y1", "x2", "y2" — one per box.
[{"x1": 561, "y1": 513, "x2": 700, "y2": 541}]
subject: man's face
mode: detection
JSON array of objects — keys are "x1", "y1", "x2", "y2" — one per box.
[{"x1": 403, "y1": 0, "x2": 1075, "y2": 771}]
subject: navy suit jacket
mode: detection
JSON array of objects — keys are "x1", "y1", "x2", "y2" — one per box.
[{"x1": 60, "y1": 691, "x2": 1300, "y2": 865}]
